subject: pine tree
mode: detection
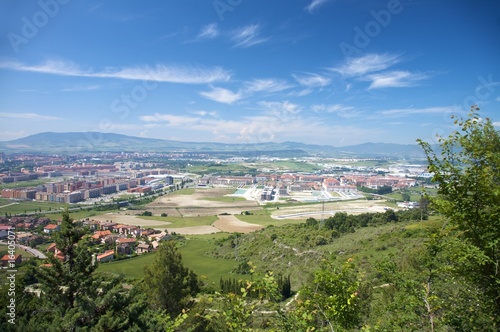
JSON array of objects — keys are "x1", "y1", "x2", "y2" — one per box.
[{"x1": 143, "y1": 240, "x2": 200, "y2": 317}]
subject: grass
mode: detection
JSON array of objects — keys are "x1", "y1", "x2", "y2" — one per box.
[
  {"x1": 178, "y1": 237, "x2": 247, "y2": 286},
  {"x1": 138, "y1": 215, "x2": 218, "y2": 228},
  {"x1": 96, "y1": 236, "x2": 247, "y2": 287},
  {"x1": 96, "y1": 253, "x2": 156, "y2": 279},
  {"x1": 0, "y1": 198, "x2": 70, "y2": 216},
  {"x1": 0, "y1": 244, "x2": 35, "y2": 257},
  {"x1": 170, "y1": 188, "x2": 195, "y2": 195},
  {"x1": 232, "y1": 208, "x2": 304, "y2": 227},
  {"x1": 266, "y1": 161, "x2": 321, "y2": 173},
  {"x1": 184, "y1": 163, "x2": 255, "y2": 175},
  {"x1": 0, "y1": 177, "x2": 61, "y2": 190}
]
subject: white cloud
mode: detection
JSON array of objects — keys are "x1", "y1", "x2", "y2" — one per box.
[
  {"x1": 0, "y1": 130, "x2": 27, "y2": 141},
  {"x1": 197, "y1": 23, "x2": 219, "y2": 39},
  {"x1": 245, "y1": 78, "x2": 292, "y2": 93},
  {"x1": 293, "y1": 73, "x2": 331, "y2": 87},
  {"x1": 231, "y1": 24, "x2": 268, "y2": 48},
  {"x1": 259, "y1": 100, "x2": 302, "y2": 115},
  {"x1": 190, "y1": 110, "x2": 218, "y2": 117},
  {"x1": 61, "y1": 85, "x2": 100, "y2": 92},
  {"x1": 378, "y1": 106, "x2": 461, "y2": 117},
  {"x1": 139, "y1": 107, "x2": 381, "y2": 145},
  {"x1": 0, "y1": 112, "x2": 62, "y2": 120},
  {"x1": 199, "y1": 87, "x2": 243, "y2": 104},
  {"x1": 289, "y1": 88, "x2": 314, "y2": 97},
  {"x1": 367, "y1": 71, "x2": 429, "y2": 89},
  {"x1": 140, "y1": 114, "x2": 201, "y2": 126},
  {"x1": 311, "y1": 104, "x2": 353, "y2": 113},
  {"x1": 331, "y1": 53, "x2": 402, "y2": 76},
  {"x1": 0, "y1": 59, "x2": 231, "y2": 84},
  {"x1": 493, "y1": 121, "x2": 500, "y2": 127},
  {"x1": 310, "y1": 104, "x2": 359, "y2": 118},
  {"x1": 305, "y1": 0, "x2": 331, "y2": 13}
]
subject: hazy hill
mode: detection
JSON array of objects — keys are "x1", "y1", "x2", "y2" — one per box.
[{"x1": 0, "y1": 132, "x2": 427, "y2": 158}]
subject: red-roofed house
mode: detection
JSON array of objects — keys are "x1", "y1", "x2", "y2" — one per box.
[
  {"x1": 44, "y1": 224, "x2": 60, "y2": 234},
  {"x1": 1, "y1": 254, "x2": 22, "y2": 267},
  {"x1": 46, "y1": 243, "x2": 57, "y2": 253},
  {"x1": 91, "y1": 230, "x2": 112, "y2": 241},
  {"x1": 96, "y1": 250, "x2": 114, "y2": 263},
  {"x1": 116, "y1": 237, "x2": 137, "y2": 255}
]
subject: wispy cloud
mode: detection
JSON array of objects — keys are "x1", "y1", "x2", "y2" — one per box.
[
  {"x1": 61, "y1": 85, "x2": 101, "y2": 92},
  {"x1": 367, "y1": 71, "x2": 429, "y2": 89},
  {"x1": 140, "y1": 110, "x2": 380, "y2": 145},
  {"x1": 190, "y1": 110, "x2": 218, "y2": 117},
  {"x1": 245, "y1": 78, "x2": 292, "y2": 93},
  {"x1": 140, "y1": 114, "x2": 201, "y2": 126},
  {"x1": 331, "y1": 53, "x2": 402, "y2": 77},
  {"x1": 311, "y1": 104, "x2": 353, "y2": 113},
  {"x1": 378, "y1": 106, "x2": 461, "y2": 117},
  {"x1": 305, "y1": 0, "x2": 331, "y2": 13},
  {"x1": 492, "y1": 121, "x2": 500, "y2": 127},
  {"x1": 200, "y1": 86, "x2": 243, "y2": 104},
  {"x1": 231, "y1": 24, "x2": 268, "y2": 48},
  {"x1": 310, "y1": 104, "x2": 359, "y2": 118},
  {"x1": 0, "y1": 59, "x2": 231, "y2": 84},
  {"x1": 293, "y1": 73, "x2": 331, "y2": 87},
  {"x1": 0, "y1": 112, "x2": 62, "y2": 120},
  {"x1": 196, "y1": 23, "x2": 219, "y2": 39}
]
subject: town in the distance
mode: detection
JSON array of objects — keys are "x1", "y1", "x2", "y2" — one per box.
[{"x1": 0, "y1": 141, "x2": 434, "y2": 265}]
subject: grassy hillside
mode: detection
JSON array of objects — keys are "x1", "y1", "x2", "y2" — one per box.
[{"x1": 95, "y1": 214, "x2": 438, "y2": 294}]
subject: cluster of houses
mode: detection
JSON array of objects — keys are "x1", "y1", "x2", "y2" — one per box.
[
  {"x1": 0, "y1": 216, "x2": 171, "y2": 266},
  {"x1": 45, "y1": 219, "x2": 172, "y2": 263}
]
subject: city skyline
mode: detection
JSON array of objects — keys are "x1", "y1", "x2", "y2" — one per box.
[{"x1": 1, "y1": 0, "x2": 499, "y2": 147}]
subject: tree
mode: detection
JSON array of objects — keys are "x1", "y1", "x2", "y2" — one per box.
[
  {"x1": 417, "y1": 106, "x2": 500, "y2": 326},
  {"x1": 36, "y1": 209, "x2": 94, "y2": 313},
  {"x1": 299, "y1": 258, "x2": 364, "y2": 331},
  {"x1": 143, "y1": 240, "x2": 200, "y2": 317}
]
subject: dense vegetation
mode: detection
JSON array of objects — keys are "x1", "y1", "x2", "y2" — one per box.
[{"x1": 0, "y1": 108, "x2": 498, "y2": 331}]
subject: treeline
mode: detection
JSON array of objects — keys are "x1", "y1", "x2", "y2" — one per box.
[
  {"x1": 220, "y1": 274, "x2": 292, "y2": 301},
  {"x1": 357, "y1": 185, "x2": 393, "y2": 195},
  {"x1": 304, "y1": 207, "x2": 428, "y2": 235}
]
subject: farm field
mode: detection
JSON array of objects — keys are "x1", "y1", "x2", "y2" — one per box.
[
  {"x1": 0, "y1": 198, "x2": 69, "y2": 215},
  {"x1": 270, "y1": 199, "x2": 398, "y2": 220}
]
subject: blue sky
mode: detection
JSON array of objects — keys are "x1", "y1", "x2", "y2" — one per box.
[{"x1": 0, "y1": 0, "x2": 499, "y2": 146}]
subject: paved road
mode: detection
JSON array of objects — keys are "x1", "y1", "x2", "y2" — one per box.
[{"x1": 0, "y1": 240, "x2": 46, "y2": 259}]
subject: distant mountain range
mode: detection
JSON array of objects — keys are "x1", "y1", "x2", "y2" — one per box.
[{"x1": 0, "y1": 132, "x2": 429, "y2": 158}]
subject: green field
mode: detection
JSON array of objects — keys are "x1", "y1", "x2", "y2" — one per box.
[
  {"x1": 234, "y1": 208, "x2": 302, "y2": 227},
  {"x1": 170, "y1": 188, "x2": 196, "y2": 195},
  {"x1": 138, "y1": 215, "x2": 218, "y2": 228},
  {"x1": 264, "y1": 160, "x2": 321, "y2": 172},
  {"x1": 96, "y1": 236, "x2": 246, "y2": 286},
  {"x1": 178, "y1": 237, "x2": 247, "y2": 286},
  {"x1": 0, "y1": 198, "x2": 70, "y2": 216},
  {"x1": 0, "y1": 244, "x2": 35, "y2": 257},
  {"x1": 0, "y1": 177, "x2": 63, "y2": 190},
  {"x1": 183, "y1": 163, "x2": 256, "y2": 175},
  {"x1": 96, "y1": 253, "x2": 156, "y2": 279}
]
